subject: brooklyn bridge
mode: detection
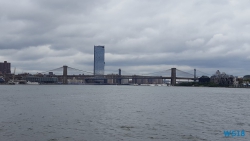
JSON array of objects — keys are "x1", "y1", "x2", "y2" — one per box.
[{"x1": 13, "y1": 65, "x2": 209, "y2": 86}]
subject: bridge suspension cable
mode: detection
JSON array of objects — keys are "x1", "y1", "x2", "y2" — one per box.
[
  {"x1": 39, "y1": 67, "x2": 63, "y2": 74},
  {"x1": 67, "y1": 67, "x2": 94, "y2": 75},
  {"x1": 176, "y1": 69, "x2": 194, "y2": 77},
  {"x1": 196, "y1": 70, "x2": 211, "y2": 76},
  {"x1": 186, "y1": 69, "x2": 212, "y2": 78},
  {"x1": 140, "y1": 69, "x2": 171, "y2": 76}
]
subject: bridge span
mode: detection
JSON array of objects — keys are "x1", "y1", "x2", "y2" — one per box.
[{"x1": 55, "y1": 66, "x2": 199, "y2": 85}]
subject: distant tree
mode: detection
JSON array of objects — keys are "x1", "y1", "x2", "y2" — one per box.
[
  {"x1": 237, "y1": 78, "x2": 243, "y2": 84},
  {"x1": 199, "y1": 76, "x2": 210, "y2": 83},
  {"x1": 243, "y1": 75, "x2": 250, "y2": 83},
  {"x1": 210, "y1": 70, "x2": 235, "y2": 87}
]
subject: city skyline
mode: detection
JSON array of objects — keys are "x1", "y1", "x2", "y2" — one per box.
[{"x1": 0, "y1": 0, "x2": 250, "y2": 76}]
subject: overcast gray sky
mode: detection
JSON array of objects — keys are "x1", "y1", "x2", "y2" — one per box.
[{"x1": 0, "y1": 0, "x2": 250, "y2": 76}]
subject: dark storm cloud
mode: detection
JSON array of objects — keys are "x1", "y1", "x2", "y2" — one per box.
[{"x1": 0, "y1": 0, "x2": 250, "y2": 76}]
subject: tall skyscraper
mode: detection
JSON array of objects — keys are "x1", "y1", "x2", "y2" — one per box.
[
  {"x1": 0, "y1": 61, "x2": 11, "y2": 74},
  {"x1": 94, "y1": 45, "x2": 105, "y2": 75}
]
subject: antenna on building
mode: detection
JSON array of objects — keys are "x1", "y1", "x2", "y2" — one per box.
[{"x1": 13, "y1": 67, "x2": 16, "y2": 81}]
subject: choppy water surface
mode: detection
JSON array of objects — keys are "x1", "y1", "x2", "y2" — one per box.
[{"x1": 0, "y1": 85, "x2": 249, "y2": 141}]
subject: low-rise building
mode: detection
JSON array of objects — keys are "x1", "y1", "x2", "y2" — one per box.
[
  {"x1": 67, "y1": 77, "x2": 83, "y2": 84},
  {"x1": 24, "y1": 76, "x2": 58, "y2": 84},
  {"x1": 0, "y1": 61, "x2": 11, "y2": 74}
]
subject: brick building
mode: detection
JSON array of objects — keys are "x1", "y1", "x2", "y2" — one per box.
[{"x1": 0, "y1": 61, "x2": 11, "y2": 74}]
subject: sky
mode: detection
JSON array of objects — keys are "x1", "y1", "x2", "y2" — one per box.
[{"x1": 0, "y1": 0, "x2": 250, "y2": 77}]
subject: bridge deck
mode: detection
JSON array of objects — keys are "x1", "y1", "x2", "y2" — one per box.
[{"x1": 55, "y1": 75, "x2": 198, "y2": 80}]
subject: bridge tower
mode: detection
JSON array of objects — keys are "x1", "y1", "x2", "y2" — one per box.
[
  {"x1": 118, "y1": 68, "x2": 121, "y2": 85},
  {"x1": 63, "y1": 65, "x2": 68, "y2": 84},
  {"x1": 194, "y1": 69, "x2": 197, "y2": 82},
  {"x1": 171, "y1": 68, "x2": 176, "y2": 86}
]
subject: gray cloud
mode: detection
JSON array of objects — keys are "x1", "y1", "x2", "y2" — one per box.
[{"x1": 0, "y1": 0, "x2": 250, "y2": 76}]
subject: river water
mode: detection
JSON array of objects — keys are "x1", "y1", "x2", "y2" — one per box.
[{"x1": 0, "y1": 85, "x2": 249, "y2": 141}]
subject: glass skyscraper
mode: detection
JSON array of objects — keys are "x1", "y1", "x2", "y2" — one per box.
[{"x1": 94, "y1": 45, "x2": 105, "y2": 75}]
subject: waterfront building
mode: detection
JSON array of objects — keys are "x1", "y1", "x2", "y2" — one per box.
[
  {"x1": 106, "y1": 74, "x2": 129, "y2": 85},
  {"x1": 121, "y1": 79, "x2": 129, "y2": 84},
  {"x1": 0, "y1": 61, "x2": 11, "y2": 74},
  {"x1": 49, "y1": 72, "x2": 54, "y2": 76},
  {"x1": 106, "y1": 74, "x2": 118, "y2": 84},
  {"x1": 24, "y1": 76, "x2": 58, "y2": 84},
  {"x1": 94, "y1": 45, "x2": 105, "y2": 75},
  {"x1": 67, "y1": 77, "x2": 84, "y2": 84},
  {"x1": 146, "y1": 78, "x2": 163, "y2": 84}
]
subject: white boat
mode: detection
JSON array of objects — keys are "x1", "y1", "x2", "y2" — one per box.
[
  {"x1": 14, "y1": 82, "x2": 20, "y2": 85},
  {"x1": 8, "y1": 81, "x2": 15, "y2": 85},
  {"x1": 27, "y1": 81, "x2": 39, "y2": 85}
]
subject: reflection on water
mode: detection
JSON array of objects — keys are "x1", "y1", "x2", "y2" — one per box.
[{"x1": 0, "y1": 85, "x2": 249, "y2": 141}]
